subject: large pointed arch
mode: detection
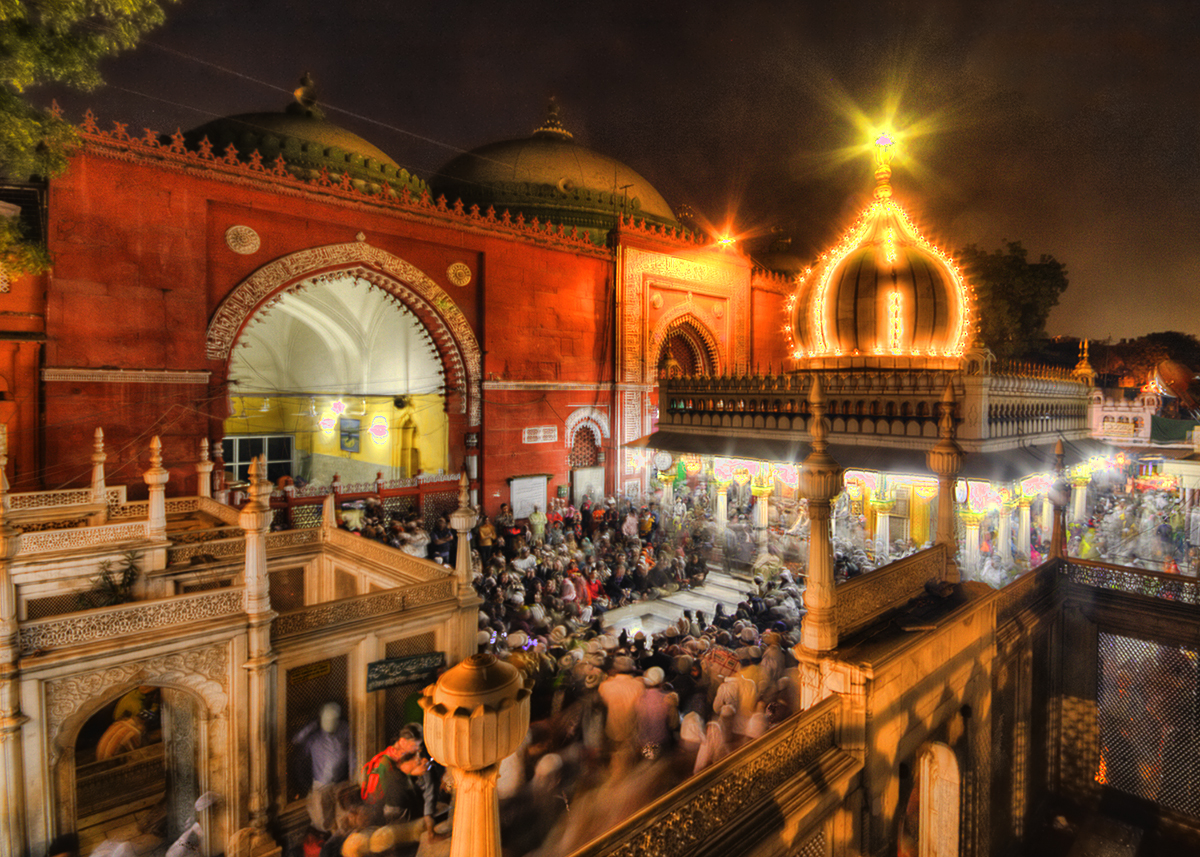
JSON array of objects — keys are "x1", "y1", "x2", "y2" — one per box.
[
  {"x1": 206, "y1": 241, "x2": 482, "y2": 425},
  {"x1": 648, "y1": 309, "x2": 722, "y2": 379}
]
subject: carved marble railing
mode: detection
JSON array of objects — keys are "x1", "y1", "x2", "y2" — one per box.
[
  {"x1": 1059, "y1": 558, "x2": 1198, "y2": 605},
  {"x1": 996, "y1": 562, "x2": 1059, "y2": 626},
  {"x1": 196, "y1": 496, "x2": 241, "y2": 525},
  {"x1": 272, "y1": 576, "x2": 456, "y2": 641},
  {"x1": 109, "y1": 501, "x2": 148, "y2": 519},
  {"x1": 567, "y1": 695, "x2": 841, "y2": 857},
  {"x1": 268, "y1": 528, "x2": 322, "y2": 550},
  {"x1": 8, "y1": 485, "x2": 125, "y2": 511},
  {"x1": 18, "y1": 586, "x2": 246, "y2": 655},
  {"x1": 320, "y1": 526, "x2": 447, "y2": 579},
  {"x1": 837, "y1": 544, "x2": 947, "y2": 637},
  {"x1": 166, "y1": 537, "x2": 246, "y2": 565},
  {"x1": 16, "y1": 520, "x2": 153, "y2": 556}
]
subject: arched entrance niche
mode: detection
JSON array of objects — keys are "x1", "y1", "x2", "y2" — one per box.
[
  {"x1": 915, "y1": 741, "x2": 960, "y2": 857},
  {"x1": 207, "y1": 241, "x2": 481, "y2": 425},
  {"x1": 565, "y1": 407, "x2": 610, "y2": 504},
  {"x1": 45, "y1": 654, "x2": 230, "y2": 857},
  {"x1": 206, "y1": 242, "x2": 482, "y2": 486},
  {"x1": 648, "y1": 311, "x2": 721, "y2": 380}
]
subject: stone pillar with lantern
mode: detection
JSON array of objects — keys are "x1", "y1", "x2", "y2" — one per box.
[
  {"x1": 926, "y1": 382, "x2": 964, "y2": 583},
  {"x1": 1050, "y1": 441, "x2": 1069, "y2": 559},
  {"x1": 449, "y1": 471, "x2": 483, "y2": 660},
  {"x1": 421, "y1": 654, "x2": 531, "y2": 857},
  {"x1": 799, "y1": 376, "x2": 843, "y2": 654}
]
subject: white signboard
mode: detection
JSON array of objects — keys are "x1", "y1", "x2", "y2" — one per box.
[{"x1": 510, "y1": 475, "x2": 548, "y2": 520}]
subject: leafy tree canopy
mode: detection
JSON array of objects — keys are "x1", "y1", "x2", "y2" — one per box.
[
  {"x1": 958, "y1": 241, "x2": 1069, "y2": 361},
  {"x1": 1092, "y1": 331, "x2": 1200, "y2": 386},
  {"x1": 0, "y1": 0, "x2": 174, "y2": 180}
]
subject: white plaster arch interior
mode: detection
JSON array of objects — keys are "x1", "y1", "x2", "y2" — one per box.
[
  {"x1": 228, "y1": 274, "x2": 444, "y2": 400},
  {"x1": 207, "y1": 242, "x2": 483, "y2": 424}
]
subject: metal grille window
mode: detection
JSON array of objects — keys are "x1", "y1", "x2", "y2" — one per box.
[
  {"x1": 222, "y1": 434, "x2": 294, "y2": 484},
  {"x1": 1096, "y1": 632, "x2": 1199, "y2": 818},
  {"x1": 383, "y1": 632, "x2": 438, "y2": 746},
  {"x1": 285, "y1": 655, "x2": 349, "y2": 804}
]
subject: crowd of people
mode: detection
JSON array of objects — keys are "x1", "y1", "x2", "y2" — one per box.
[{"x1": 308, "y1": 493, "x2": 812, "y2": 857}]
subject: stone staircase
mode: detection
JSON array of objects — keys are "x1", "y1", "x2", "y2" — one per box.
[{"x1": 601, "y1": 567, "x2": 757, "y2": 636}]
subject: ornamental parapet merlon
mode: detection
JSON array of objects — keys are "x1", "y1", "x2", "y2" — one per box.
[{"x1": 72, "y1": 107, "x2": 611, "y2": 259}]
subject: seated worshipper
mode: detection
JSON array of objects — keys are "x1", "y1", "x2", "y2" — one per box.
[
  {"x1": 292, "y1": 703, "x2": 353, "y2": 832},
  {"x1": 428, "y1": 516, "x2": 454, "y2": 565},
  {"x1": 400, "y1": 522, "x2": 429, "y2": 559},
  {"x1": 361, "y1": 739, "x2": 445, "y2": 846},
  {"x1": 528, "y1": 505, "x2": 548, "y2": 545}
]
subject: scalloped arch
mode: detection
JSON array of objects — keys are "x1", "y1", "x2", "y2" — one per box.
[
  {"x1": 648, "y1": 309, "x2": 722, "y2": 379},
  {"x1": 207, "y1": 242, "x2": 482, "y2": 424}
]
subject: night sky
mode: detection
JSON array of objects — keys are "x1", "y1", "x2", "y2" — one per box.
[{"x1": 40, "y1": 0, "x2": 1200, "y2": 341}]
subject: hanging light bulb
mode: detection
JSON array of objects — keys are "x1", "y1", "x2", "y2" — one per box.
[{"x1": 259, "y1": 397, "x2": 272, "y2": 412}]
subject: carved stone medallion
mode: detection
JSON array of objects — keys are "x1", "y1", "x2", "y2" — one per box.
[
  {"x1": 225, "y1": 225, "x2": 261, "y2": 255},
  {"x1": 447, "y1": 262, "x2": 472, "y2": 287}
]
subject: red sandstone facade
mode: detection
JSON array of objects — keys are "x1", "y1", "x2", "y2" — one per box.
[{"x1": 2, "y1": 114, "x2": 790, "y2": 512}]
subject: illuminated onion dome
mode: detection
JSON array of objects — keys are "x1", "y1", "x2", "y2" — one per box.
[
  {"x1": 787, "y1": 133, "x2": 971, "y2": 361},
  {"x1": 183, "y1": 74, "x2": 426, "y2": 196},
  {"x1": 431, "y1": 100, "x2": 677, "y2": 236}
]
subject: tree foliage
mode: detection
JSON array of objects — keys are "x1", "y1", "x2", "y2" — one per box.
[
  {"x1": 1093, "y1": 331, "x2": 1200, "y2": 386},
  {"x1": 958, "y1": 241, "x2": 1069, "y2": 360},
  {"x1": 0, "y1": 0, "x2": 174, "y2": 180}
]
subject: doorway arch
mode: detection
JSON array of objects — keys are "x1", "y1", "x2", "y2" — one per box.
[{"x1": 206, "y1": 241, "x2": 481, "y2": 426}]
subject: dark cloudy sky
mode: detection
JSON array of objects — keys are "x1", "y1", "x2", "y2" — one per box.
[{"x1": 42, "y1": 0, "x2": 1200, "y2": 341}]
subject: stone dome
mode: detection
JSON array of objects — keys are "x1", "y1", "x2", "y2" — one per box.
[
  {"x1": 183, "y1": 76, "x2": 426, "y2": 196},
  {"x1": 788, "y1": 138, "x2": 971, "y2": 362},
  {"x1": 431, "y1": 101, "x2": 677, "y2": 235}
]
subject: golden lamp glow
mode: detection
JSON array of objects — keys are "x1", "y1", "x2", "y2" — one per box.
[
  {"x1": 887, "y1": 289, "x2": 904, "y2": 354},
  {"x1": 874, "y1": 131, "x2": 896, "y2": 167},
  {"x1": 716, "y1": 234, "x2": 736, "y2": 247}
]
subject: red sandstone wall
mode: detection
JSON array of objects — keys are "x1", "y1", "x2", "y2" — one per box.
[{"x1": 41, "y1": 147, "x2": 618, "y2": 498}]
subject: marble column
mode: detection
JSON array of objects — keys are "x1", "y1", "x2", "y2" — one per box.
[
  {"x1": 800, "y1": 376, "x2": 843, "y2": 654},
  {"x1": 196, "y1": 437, "x2": 214, "y2": 499},
  {"x1": 716, "y1": 483, "x2": 730, "y2": 529},
  {"x1": 659, "y1": 473, "x2": 675, "y2": 509},
  {"x1": 752, "y1": 484, "x2": 772, "y2": 555},
  {"x1": 872, "y1": 499, "x2": 895, "y2": 565},
  {"x1": 1041, "y1": 495, "x2": 1054, "y2": 541},
  {"x1": 1071, "y1": 476, "x2": 1090, "y2": 523},
  {"x1": 0, "y1": 428, "x2": 26, "y2": 857},
  {"x1": 926, "y1": 383, "x2": 964, "y2": 583},
  {"x1": 143, "y1": 436, "x2": 169, "y2": 540},
  {"x1": 999, "y1": 501, "x2": 1014, "y2": 565},
  {"x1": 1050, "y1": 441, "x2": 1068, "y2": 560},
  {"x1": 1017, "y1": 498, "x2": 1032, "y2": 562},
  {"x1": 961, "y1": 511, "x2": 984, "y2": 577},
  {"x1": 234, "y1": 457, "x2": 280, "y2": 857}
]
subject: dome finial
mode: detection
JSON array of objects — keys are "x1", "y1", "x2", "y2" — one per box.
[
  {"x1": 873, "y1": 130, "x2": 895, "y2": 199},
  {"x1": 534, "y1": 97, "x2": 573, "y2": 140},
  {"x1": 290, "y1": 72, "x2": 324, "y2": 119}
]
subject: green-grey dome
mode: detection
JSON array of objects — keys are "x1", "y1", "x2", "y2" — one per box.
[
  {"x1": 184, "y1": 76, "x2": 425, "y2": 196},
  {"x1": 431, "y1": 102, "x2": 677, "y2": 235}
]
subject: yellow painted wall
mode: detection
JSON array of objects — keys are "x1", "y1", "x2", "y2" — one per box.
[{"x1": 225, "y1": 394, "x2": 448, "y2": 476}]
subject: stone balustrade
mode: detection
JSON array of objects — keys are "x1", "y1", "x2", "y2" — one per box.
[
  {"x1": 1059, "y1": 557, "x2": 1198, "y2": 605},
  {"x1": 837, "y1": 544, "x2": 948, "y2": 637},
  {"x1": 566, "y1": 695, "x2": 844, "y2": 857},
  {"x1": 15, "y1": 520, "x2": 153, "y2": 556},
  {"x1": 17, "y1": 586, "x2": 246, "y2": 655},
  {"x1": 271, "y1": 576, "x2": 455, "y2": 640},
  {"x1": 8, "y1": 485, "x2": 126, "y2": 512}
]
